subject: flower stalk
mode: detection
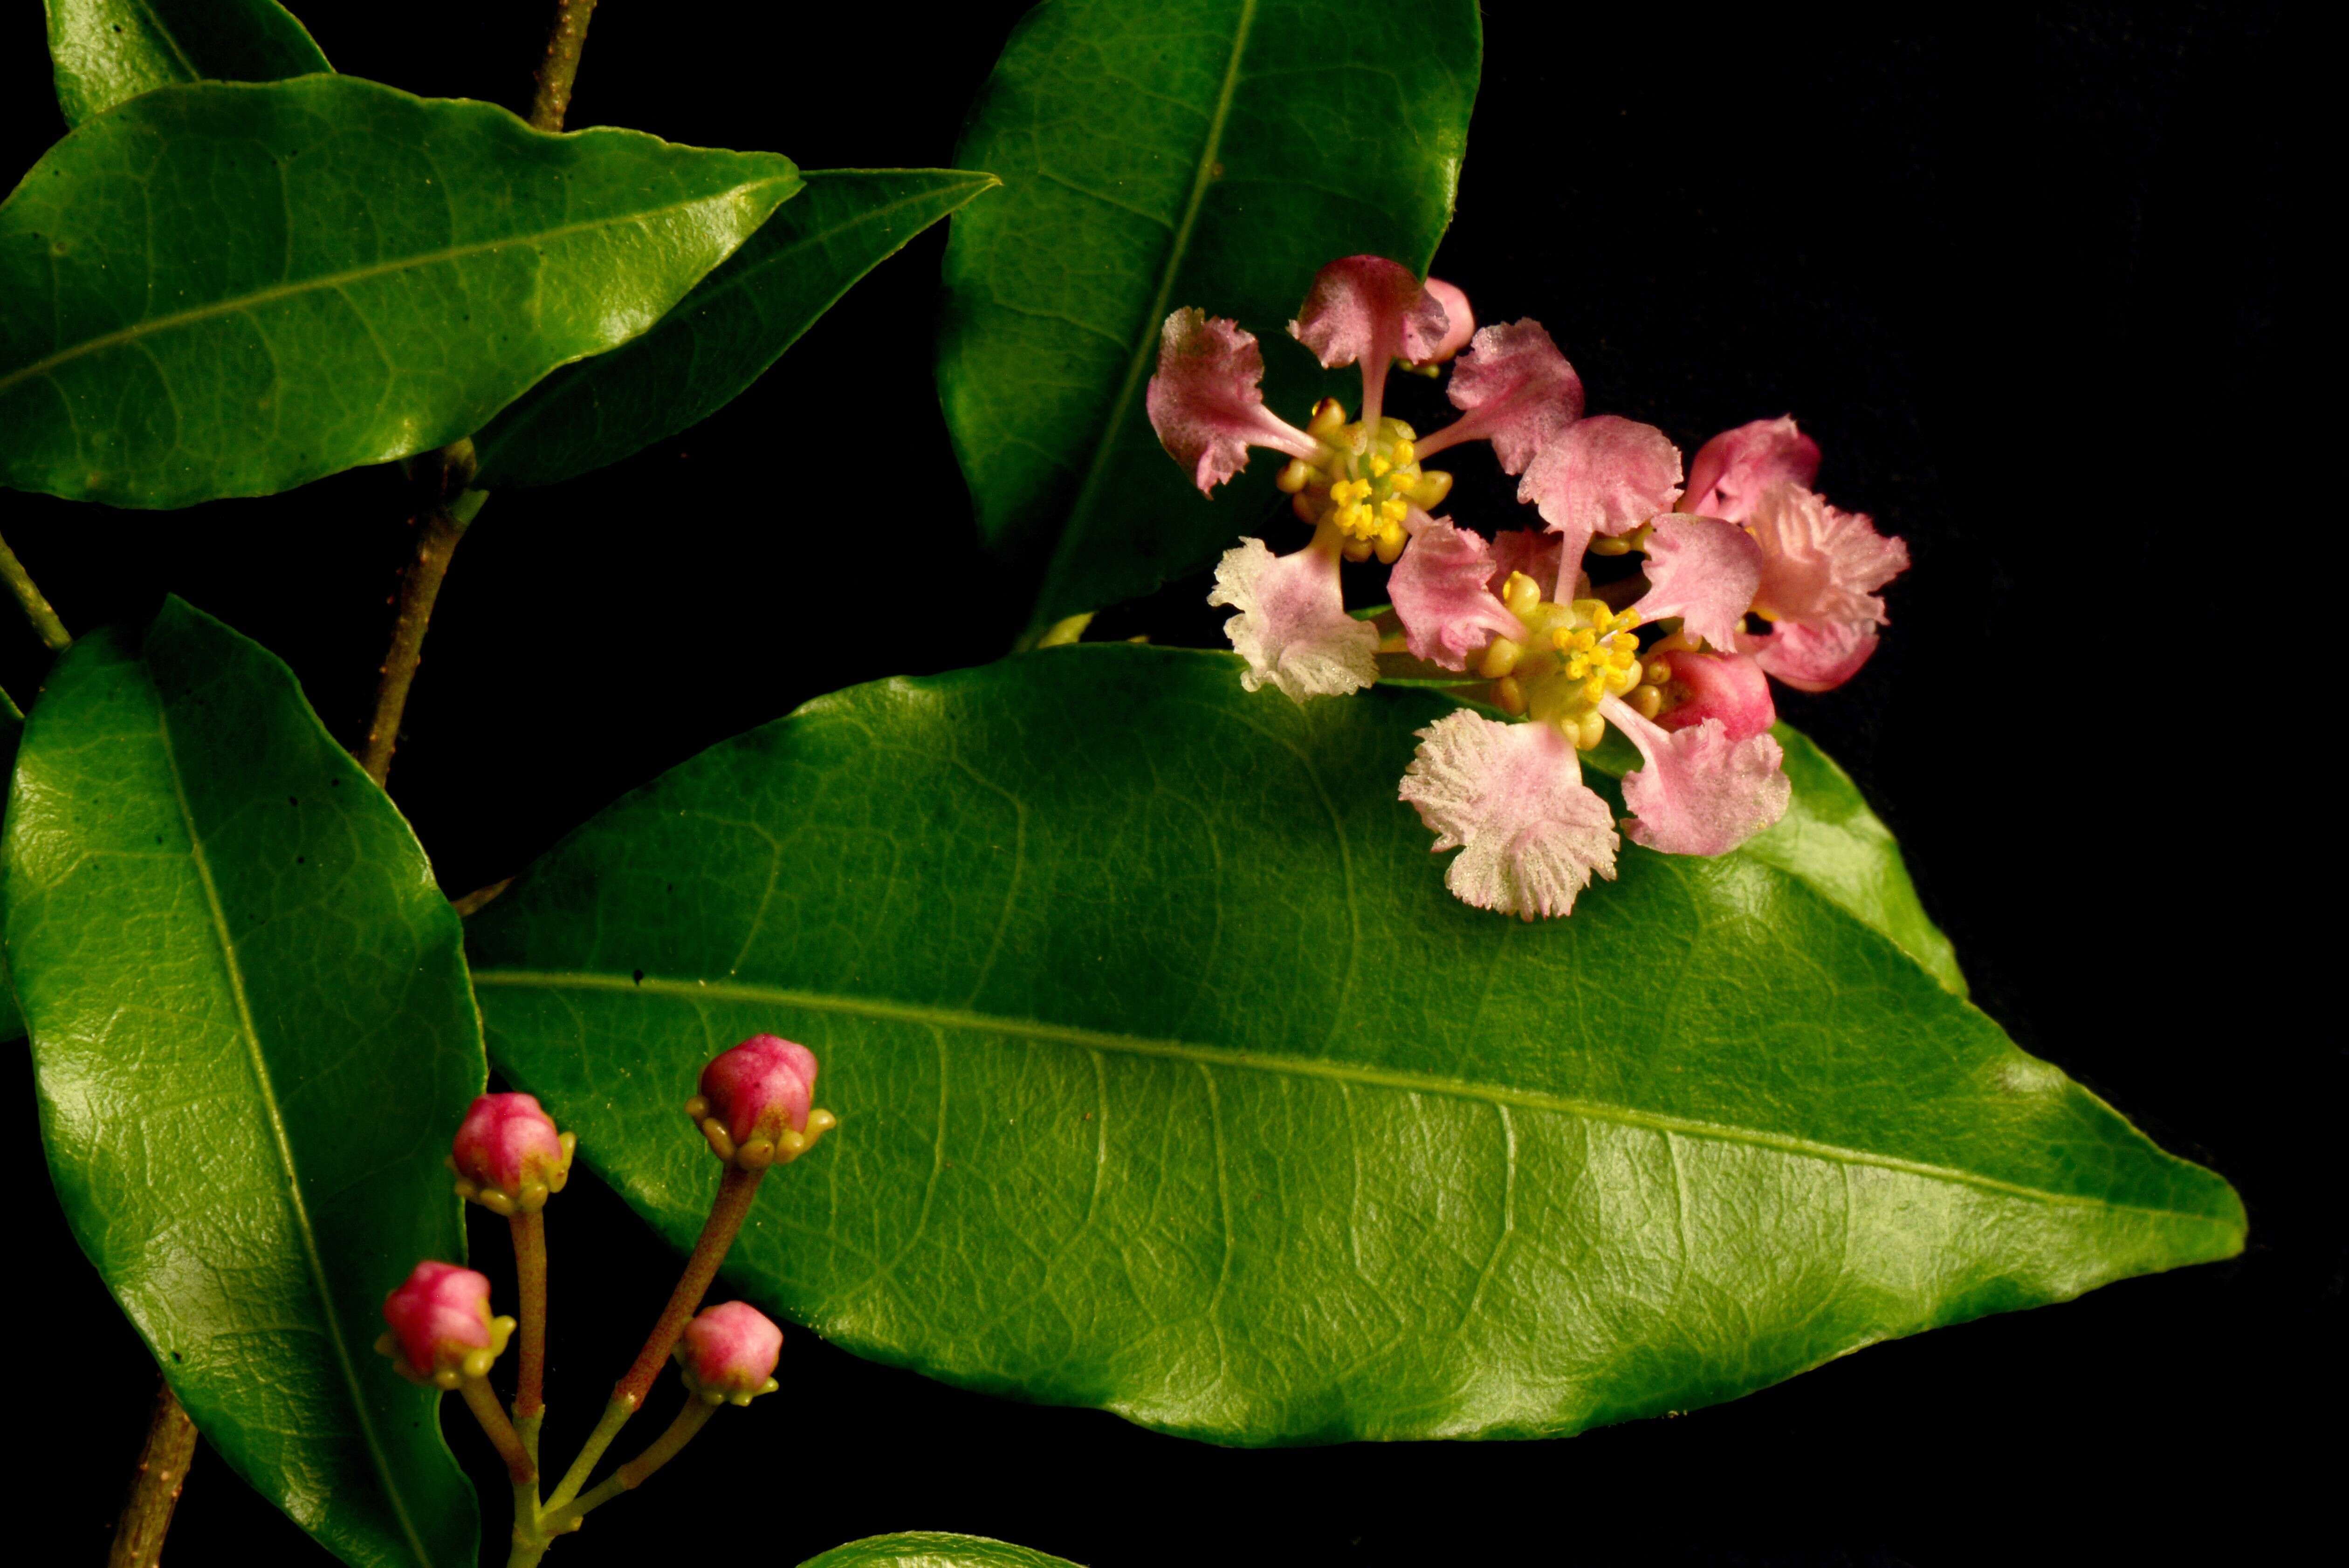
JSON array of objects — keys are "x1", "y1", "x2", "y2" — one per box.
[{"x1": 0, "y1": 526, "x2": 70, "y2": 652}]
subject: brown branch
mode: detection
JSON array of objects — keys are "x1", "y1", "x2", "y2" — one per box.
[
  {"x1": 359, "y1": 443, "x2": 480, "y2": 787},
  {"x1": 107, "y1": 1380, "x2": 198, "y2": 1568},
  {"x1": 528, "y1": 0, "x2": 602, "y2": 131}
]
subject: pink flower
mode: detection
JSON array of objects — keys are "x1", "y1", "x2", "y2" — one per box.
[
  {"x1": 378, "y1": 1261, "x2": 511, "y2": 1390},
  {"x1": 1399, "y1": 710, "x2": 1619, "y2": 920},
  {"x1": 1745, "y1": 619, "x2": 1878, "y2": 692},
  {"x1": 1601, "y1": 698, "x2": 1790, "y2": 856},
  {"x1": 687, "y1": 1034, "x2": 834, "y2": 1169},
  {"x1": 449, "y1": 1093, "x2": 575, "y2": 1215},
  {"x1": 675, "y1": 1301, "x2": 784, "y2": 1406},
  {"x1": 1143, "y1": 309, "x2": 1321, "y2": 495},
  {"x1": 1208, "y1": 534, "x2": 1378, "y2": 701},
  {"x1": 1683, "y1": 416, "x2": 1822, "y2": 524}
]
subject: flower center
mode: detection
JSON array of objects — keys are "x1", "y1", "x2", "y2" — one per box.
[
  {"x1": 1477, "y1": 574, "x2": 1675, "y2": 748},
  {"x1": 1276, "y1": 398, "x2": 1454, "y2": 564}
]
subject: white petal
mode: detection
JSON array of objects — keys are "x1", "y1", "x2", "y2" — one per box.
[{"x1": 1398, "y1": 710, "x2": 1619, "y2": 919}]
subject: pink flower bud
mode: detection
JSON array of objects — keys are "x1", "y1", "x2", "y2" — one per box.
[
  {"x1": 377, "y1": 1260, "x2": 513, "y2": 1390},
  {"x1": 449, "y1": 1092, "x2": 575, "y2": 1214},
  {"x1": 1419, "y1": 277, "x2": 1477, "y2": 364},
  {"x1": 1652, "y1": 649, "x2": 1778, "y2": 742},
  {"x1": 684, "y1": 1034, "x2": 834, "y2": 1168},
  {"x1": 674, "y1": 1301, "x2": 783, "y2": 1406}
]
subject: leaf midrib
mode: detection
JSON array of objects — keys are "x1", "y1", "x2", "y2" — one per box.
[
  {"x1": 1023, "y1": 0, "x2": 1260, "y2": 632},
  {"x1": 151, "y1": 691, "x2": 436, "y2": 1567},
  {"x1": 472, "y1": 967, "x2": 2232, "y2": 1228},
  {"x1": 0, "y1": 174, "x2": 798, "y2": 396}
]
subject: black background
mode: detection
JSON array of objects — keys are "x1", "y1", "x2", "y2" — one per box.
[{"x1": 3, "y1": 3, "x2": 2318, "y2": 1565}]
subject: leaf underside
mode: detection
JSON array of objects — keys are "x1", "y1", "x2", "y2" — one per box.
[
  {"x1": 937, "y1": 0, "x2": 1482, "y2": 635},
  {"x1": 5, "y1": 598, "x2": 485, "y2": 1565},
  {"x1": 468, "y1": 645, "x2": 2240, "y2": 1447},
  {"x1": 45, "y1": 0, "x2": 332, "y2": 128},
  {"x1": 474, "y1": 168, "x2": 998, "y2": 489},
  {"x1": 0, "y1": 75, "x2": 801, "y2": 507}
]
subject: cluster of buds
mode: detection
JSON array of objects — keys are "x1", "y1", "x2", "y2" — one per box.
[
  {"x1": 375, "y1": 1036, "x2": 833, "y2": 1557},
  {"x1": 1145, "y1": 256, "x2": 1909, "y2": 919}
]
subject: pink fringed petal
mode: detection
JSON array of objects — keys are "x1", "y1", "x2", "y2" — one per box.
[
  {"x1": 1387, "y1": 517, "x2": 1529, "y2": 671},
  {"x1": 1289, "y1": 255, "x2": 1451, "y2": 369},
  {"x1": 1420, "y1": 277, "x2": 1477, "y2": 364},
  {"x1": 1519, "y1": 415, "x2": 1685, "y2": 540},
  {"x1": 1208, "y1": 537, "x2": 1378, "y2": 703},
  {"x1": 1745, "y1": 620, "x2": 1880, "y2": 692},
  {"x1": 1651, "y1": 650, "x2": 1777, "y2": 741},
  {"x1": 1747, "y1": 482, "x2": 1910, "y2": 626},
  {"x1": 1684, "y1": 416, "x2": 1822, "y2": 524},
  {"x1": 1399, "y1": 711, "x2": 1620, "y2": 919},
  {"x1": 1603, "y1": 698, "x2": 1790, "y2": 856},
  {"x1": 1421, "y1": 320, "x2": 1586, "y2": 471},
  {"x1": 1634, "y1": 514, "x2": 1765, "y2": 650},
  {"x1": 1144, "y1": 308, "x2": 1319, "y2": 495}
]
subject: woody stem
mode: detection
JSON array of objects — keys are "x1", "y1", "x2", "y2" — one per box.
[{"x1": 509, "y1": 1210, "x2": 549, "y2": 1424}]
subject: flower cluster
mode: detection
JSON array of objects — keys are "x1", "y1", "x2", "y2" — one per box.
[{"x1": 1145, "y1": 257, "x2": 1908, "y2": 919}]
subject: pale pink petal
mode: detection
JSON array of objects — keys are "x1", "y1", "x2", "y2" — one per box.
[
  {"x1": 1208, "y1": 538, "x2": 1378, "y2": 702},
  {"x1": 1387, "y1": 516, "x2": 1527, "y2": 670},
  {"x1": 1145, "y1": 308, "x2": 1320, "y2": 494},
  {"x1": 1747, "y1": 482, "x2": 1910, "y2": 625},
  {"x1": 1744, "y1": 620, "x2": 1880, "y2": 692},
  {"x1": 1684, "y1": 416, "x2": 1822, "y2": 524},
  {"x1": 1603, "y1": 697, "x2": 1790, "y2": 856},
  {"x1": 1417, "y1": 319, "x2": 1586, "y2": 471},
  {"x1": 1289, "y1": 255, "x2": 1451, "y2": 369},
  {"x1": 1484, "y1": 528, "x2": 1563, "y2": 598},
  {"x1": 1399, "y1": 711, "x2": 1620, "y2": 920},
  {"x1": 1420, "y1": 277, "x2": 1477, "y2": 363},
  {"x1": 1651, "y1": 650, "x2": 1777, "y2": 741},
  {"x1": 1519, "y1": 415, "x2": 1685, "y2": 540},
  {"x1": 1633, "y1": 514, "x2": 1765, "y2": 650}
]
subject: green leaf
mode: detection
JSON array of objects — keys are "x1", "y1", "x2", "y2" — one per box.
[
  {"x1": 467, "y1": 645, "x2": 2241, "y2": 1446},
  {"x1": 802, "y1": 1536, "x2": 1082, "y2": 1568},
  {"x1": 0, "y1": 688, "x2": 19, "y2": 1043},
  {"x1": 937, "y1": 0, "x2": 1481, "y2": 637},
  {"x1": 474, "y1": 168, "x2": 998, "y2": 489},
  {"x1": 45, "y1": 0, "x2": 331, "y2": 127},
  {"x1": 0, "y1": 75, "x2": 801, "y2": 508},
  {"x1": 4, "y1": 598, "x2": 484, "y2": 1564}
]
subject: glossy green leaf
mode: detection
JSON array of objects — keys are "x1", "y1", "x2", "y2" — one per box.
[
  {"x1": 4, "y1": 598, "x2": 484, "y2": 1564},
  {"x1": 474, "y1": 168, "x2": 997, "y2": 489},
  {"x1": 467, "y1": 646, "x2": 2240, "y2": 1446},
  {"x1": 0, "y1": 687, "x2": 19, "y2": 1042},
  {"x1": 46, "y1": 0, "x2": 331, "y2": 127},
  {"x1": 0, "y1": 75, "x2": 801, "y2": 508},
  {"x1": 937, "y1": 0, "x2": 1480, "y2": 636},
  {"x1": 803, "y1": 1535, "x2": 1081, "y2": 1568}
]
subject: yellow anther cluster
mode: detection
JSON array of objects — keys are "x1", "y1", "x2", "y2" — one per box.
[
  {"x1": 1484, "y1": 596, "x2": 1653, "y2": 749},
  {"x1": 1277, "y1": 401, "x2": 1453, "y2": 565}
]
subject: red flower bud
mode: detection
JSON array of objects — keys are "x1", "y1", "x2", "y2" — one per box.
[
  {"x1": 449, "y1": 1092, "x2": 575, "y2": 1214},
  {"x1": 675, "y1": 1301, "x2": 783, "y2": 1406},
  {"x1": 683, "y1": 1034, "x2": 836, "y2": 1168},
  {"x1": 377, "y1": 1261, "x2": 513, "y2": 1390}
]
